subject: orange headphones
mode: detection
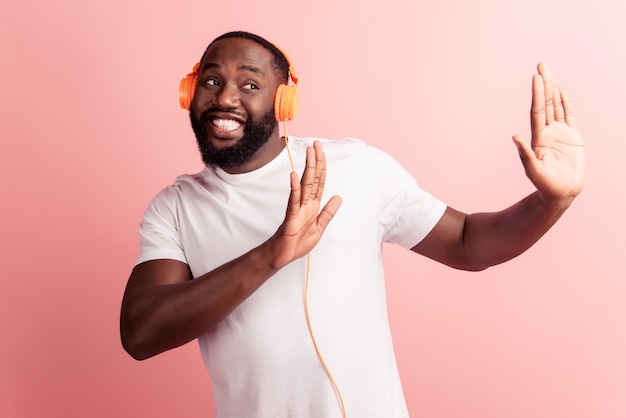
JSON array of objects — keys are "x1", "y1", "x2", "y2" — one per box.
[{"x1": 178, "y1": 44, "x2": 300, "y2": 122}]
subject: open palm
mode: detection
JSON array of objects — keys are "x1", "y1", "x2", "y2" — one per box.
[
  {"x1": 268, "y1": 141, "x2": 342, "y2": 269},
  {"x1": 513, "y1": 63, "x2": 585, "y2": 199}
]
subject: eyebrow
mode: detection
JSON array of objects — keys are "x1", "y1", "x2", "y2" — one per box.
[{"x1": 201, "y1": 62, "x2": 265, "y2": 76}]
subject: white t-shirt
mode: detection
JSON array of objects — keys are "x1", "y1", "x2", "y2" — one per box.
[{"x1": 136, "y1": 137, "x2": 447, "y2": 418}]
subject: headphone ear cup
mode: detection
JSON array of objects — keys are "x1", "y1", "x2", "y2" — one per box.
[
  {"x1": 274, "y1": 84, "x2": 299, "y2": 122},
  {"x1": 179, "y1": 74, "x2": 198, "y2": 110}
]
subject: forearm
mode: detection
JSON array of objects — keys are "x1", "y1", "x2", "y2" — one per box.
[
  {"x1": 461, "y1": 191, "x2": 574, "y2": 270},
  {"x1": 121, "y1": 243, "x2": 279, "y2": 360},
  {"x1": 122, "y1": 141, "x2": 342, "y2": 360}
]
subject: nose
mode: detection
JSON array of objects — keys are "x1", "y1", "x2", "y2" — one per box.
[{"x1": 212, "y1": 83, "x2": 240, "y2": 110}]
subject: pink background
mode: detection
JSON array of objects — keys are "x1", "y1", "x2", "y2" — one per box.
[{"x1": 1, "y1": 0, "x2": 625, "y2": 417}]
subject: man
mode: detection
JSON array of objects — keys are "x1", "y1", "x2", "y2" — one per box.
[{"x1": 120, "y1": 31, "x2": 584, "y2": 417}]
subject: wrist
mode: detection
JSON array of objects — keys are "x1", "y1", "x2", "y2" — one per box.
[
  {"x1": 536, "y1": 191, "x2": 575, "y2": 213},
  {"x1": 258, "y1": 234, "x2": 289, "y2": 271}
]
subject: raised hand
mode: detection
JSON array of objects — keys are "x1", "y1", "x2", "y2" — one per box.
[
  {"x1": 512, "y1": 63, "x2": 585, "y2": 200},
  {"x1": 266, "y1": 141, "x2": 342, "y2": 269}
]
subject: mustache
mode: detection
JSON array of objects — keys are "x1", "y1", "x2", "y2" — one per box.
[{"x1": 200, "y1": 107, "x2": 246, "y2": 123}]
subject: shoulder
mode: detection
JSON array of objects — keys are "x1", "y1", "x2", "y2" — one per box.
[
  {"x1": 289, "y1": 136, "x2": 384, "y2": 160},
  {"x1": 146, "y1": 168, "x2": 213, "y2": 212}
]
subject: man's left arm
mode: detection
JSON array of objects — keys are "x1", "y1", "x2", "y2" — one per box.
[{"x1": 412, "y1": 63, "x2": 585, "y2": 271}]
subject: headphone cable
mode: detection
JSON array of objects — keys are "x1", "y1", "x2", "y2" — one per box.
[{"x1": 283, "y1": 127, "x2": 346, "y2": 418}]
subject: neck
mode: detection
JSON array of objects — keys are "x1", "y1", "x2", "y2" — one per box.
[{"x1": 220, "y1": 133, "x2": 286, "y2": 174}]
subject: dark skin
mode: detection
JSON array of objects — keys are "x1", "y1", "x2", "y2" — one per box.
[
  {"x1": 120, "y1": 39, "x2": 584, "y2": 360},
  {"x1": 413, "y1": 64, "x2": 584, "y2": 268}
]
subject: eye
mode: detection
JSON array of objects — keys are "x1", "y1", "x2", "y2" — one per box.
[
  {"x1": 204, "y1": 78, "x2": 220, "y2": 86},
  {"x1": 242, "y1": 82, "x2": 259, "y2": 90}
]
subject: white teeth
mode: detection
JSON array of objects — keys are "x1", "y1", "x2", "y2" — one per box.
[{"x1": 212, "y1": 119, "x2": 242, "y2": 131}]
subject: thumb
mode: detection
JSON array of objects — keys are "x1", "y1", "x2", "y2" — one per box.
[
  {"x1": 316, "y1": 196, "x2": 342, "y2": 231},
  {"x1": 512, "y1": 134, "x2": 539, "y2": 179}
]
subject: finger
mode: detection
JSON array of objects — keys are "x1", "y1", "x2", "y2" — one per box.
[
  {"x1": 316, "y1": 196, "x2": 342, "y2": 231},
  {"x1": 560, "y1": 87, "x2": 577, "y2": 128},
  {"x1": 538, "y1": 63, "x2": 556, "y2": 124},
  {"x1": 530, "y1": 73, "x2": 546, "y2": 136},
  {"x1": 512, "y1": 134, "x2": 540, "y2": 179},
  {"x1": 300, "y1": 146, "x2": 316, "y2": 205},
  {"x1": 553, "y1": 85, "x2": 565, "y2": 122},
  {"x1": 285, "y1": 171, "x2": 302, "y2": 220},
  {"x1": 312, "y1": 141, "x2": 326, "y2": 200}
]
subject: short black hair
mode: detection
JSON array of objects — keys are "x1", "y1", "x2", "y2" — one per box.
[{"x1": 201, "y1": 31, "x2": 290, "y2": 84}]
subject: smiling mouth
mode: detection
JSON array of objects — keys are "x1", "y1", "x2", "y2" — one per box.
[
  {"x1": 208, "y1": 117, "x2": 244, "y2": 139},
  {"x1": 212, "y1": 118, "x2": 242, "y2": 131}
]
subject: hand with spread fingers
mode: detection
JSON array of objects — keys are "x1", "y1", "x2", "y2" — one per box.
[
  {"x1": 267, "y1": 141, "x2": 343, "y2": 269},
  {"x1": 512, "y1": 63, "x2": 585, "y2": 201}
]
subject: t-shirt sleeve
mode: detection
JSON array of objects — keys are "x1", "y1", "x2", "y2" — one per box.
[
  {"x1": 134, "y1": 186, "x2": 189, "y2": 266},
  {"x1": 369, "y1": 145, "x2": 447, "y2": 249}
]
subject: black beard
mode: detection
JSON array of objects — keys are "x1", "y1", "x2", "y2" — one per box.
[{"x1": 190, "y1": 107, "x2": 277, "y2": 170}]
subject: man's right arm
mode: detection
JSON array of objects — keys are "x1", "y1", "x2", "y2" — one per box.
[
  {"x1": 120, "y1": 141, "x2": 342, "y2": 360},
  {"x1": 120, "y1": 245, "x2": 280, "y2": 360}
]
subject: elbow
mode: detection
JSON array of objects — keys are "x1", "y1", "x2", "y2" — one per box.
[
  {"x1": 121, "y1": 330, "x2": 150, "y2": 361},
  {"x1": 120, "y1": 319, "x2": 159, "y2": 361},
  {"x1": 459, "y1": 263, "x2": 490, "y2": 272},
  {"x1": 451, "y1": 253, "x2": 494, "y2": 272},
  {"x1": 120, "y1": 299, "x2": 164, "y2": 361},
  {"x1": 450, "y1": 259, "x2": 491, "y2": 272},
  {"x1": 121, "y1": 332, "x2": 159, "y2": 361}
]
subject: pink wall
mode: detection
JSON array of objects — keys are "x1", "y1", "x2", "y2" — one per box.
[{"x1": 1, "y1": 0, "x2": 625, "y2": 417}]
